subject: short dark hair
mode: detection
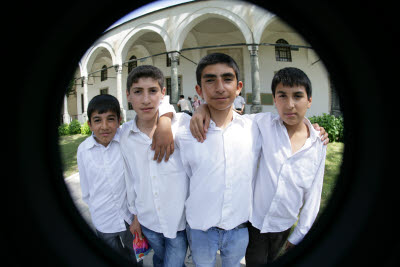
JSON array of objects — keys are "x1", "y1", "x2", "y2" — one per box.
[
  {"x1": 180, "y1": 95, "x2": 184, "y2": 98},
  {"x1": 87, "y1": 94, "x2": 121, "y2": 122},
  {"x1": 196, "y1": 53, "x2": 240, "y2": 86},
  {"x1": 126, "y1": 65, "x2": 164, "y2": 92},
  {"x1": 271, "y1": 67, "x2": 312, "y2": 99}
]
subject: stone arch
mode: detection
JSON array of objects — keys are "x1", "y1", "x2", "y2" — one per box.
[
  {"x1": 173, "y1": 7, "x2": 253, "y2": 51},
  {"x1": 83, "y1": 42, "x2": 116, "y2": 75},
  {"x1": 252, "y1": 13, "x2": 276, "y2": 44},
  {"x1": 118, "y1": 23, "x2": 171, "y2": 64}
]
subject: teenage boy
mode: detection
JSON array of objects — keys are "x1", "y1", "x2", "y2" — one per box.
[
  {"x1": 190, "y1": 67, "x2": 328, "y2": 265},
  {"x1": 175, "y1": 53, "x2": 261, "y2": 267},
  {"x1": 120, "y1": 65, "x2": 188, "y2": 267},
  {"x1": 245, "y1": 67, "x2": 327, "y2": 265},
  {"x1": 77, "y1": 94, "x2": 140, "y2": 265}
]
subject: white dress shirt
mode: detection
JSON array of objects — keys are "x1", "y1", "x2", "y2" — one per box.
[
  {"x1": 120, "y1": 113, "x2": 189, "y2": 239},
  {"x1": 178, "y1": 98, "x2": 193, "y2": 112},
  {"x1": 250, "y1": 112, "x2": 327, "y2": 245},
  {"x1": 233, "y1": 95, "x2": 245, "y2": 109},
  {"x1": 175, "y1": 112, "x2": 261, "y2": 231},
  {"x1": 77, "y1": 129, "x2": 133, "y2": 233}
]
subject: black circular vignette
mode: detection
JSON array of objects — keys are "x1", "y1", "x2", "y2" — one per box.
[{"x1": 8, "y1": 0, "x2": 398, "y2": 266}]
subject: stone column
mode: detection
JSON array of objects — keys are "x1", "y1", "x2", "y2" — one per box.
[
  {"x1": 115, "y1": 64, "x2": 126, "y2": 122},
  {"x1": 62, "y1": 94, "x2": 71, "y2": 123},
  {"x1": 169, "y1": 52, "x2": 180, "y2": 111},
  {"x1": 248, "y1": 45, "x2": 262, "y2": 114},
  {"x1": 82, "y1": 76, "x2": 88, "y2": 122}
]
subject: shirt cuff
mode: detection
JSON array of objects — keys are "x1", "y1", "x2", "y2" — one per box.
[{"x1": 287, "y1": 228, "x2": 304, "y2": 245}]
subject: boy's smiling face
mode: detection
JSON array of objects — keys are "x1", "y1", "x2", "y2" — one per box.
[
  {"x1": 273, "y1": 82, "x2": 312, "y2": 127},
  {"x1": 127, "y1": 77, "x2": 166, "y2": 122},
  {"x1": 88, "y1": 110, "x2": 121, "y2": 147},
  {"x1": 195, "y1": 63, "x2": 243, "y2": 112}
]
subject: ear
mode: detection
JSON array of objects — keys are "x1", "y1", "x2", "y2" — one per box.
[
  {"x1": 236, "y1": 81, "x2": 243, "y2": 96},
  {"x1": 126, "y1": 89, "x2": 130, "y2": 98},
  {"x1": 87, "y1": 120, "x2": 93, "y2": 131},
  {"x1": 161, "y1": 87, "x2": 166, "y2": 99},
  {"x1": 307, "y1": 96, "x2": 312, "y2": 109},
  {"x1": 195, "y1": 84, "x2": 203, "y2": 99}
]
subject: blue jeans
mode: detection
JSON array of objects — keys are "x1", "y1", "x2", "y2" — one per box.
[
  {"x1": 186, "y1": 223, "x2": 249, "y2": 267},
  {"x1": 141, "y1": 225, "x2": 188, "y2": 267}
]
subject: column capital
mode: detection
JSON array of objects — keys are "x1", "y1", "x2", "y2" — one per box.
[
  {"x1": 114, "y1": 64, "x2": 123, "y2": 74},
  {"x1": 81, "y1": 76, "x2": 88, "y2": 85},
  {"x1": 248, "y1": 45, "x2": 259, "y2": 56},
  {"x1": 169, "y1": 51, "x2": 180, "y2": 61}
]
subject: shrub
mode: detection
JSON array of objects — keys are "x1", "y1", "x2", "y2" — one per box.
[
  {"x1": 309, "y1": 113, "x2": 344, "y2": 142},
  {"x1": 68, "y1": 119, "x2": 81, "y2": 135},
  {"x1": 58, "y1": 123, "x2": 69, "y2": 136},
  {"x1": 81, "y1": 121, "x2": 92, "y2": 135}
]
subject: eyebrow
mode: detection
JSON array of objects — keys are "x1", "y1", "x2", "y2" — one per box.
[
  {"x1": 131, "y1": 86, "x2": 159, "y2": 90},
  {"x1": 202, "y1": 72, "x2": 235, "y2": 79},
  {"x1": 92, "y1": 114, "x2": 117, "y2": 119},
  {"x1": 276, "y1": 90, "x2": 305, "y2": 95}
]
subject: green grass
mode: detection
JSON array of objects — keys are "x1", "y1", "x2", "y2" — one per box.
[
  {"x1": 58, "y1": 134, "x2": 89, "y2": 178},
  {"x1": 320, "y1": 142, "x2": 344, "y2": 212}
]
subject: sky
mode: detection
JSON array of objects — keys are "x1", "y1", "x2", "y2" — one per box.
[{"x1": 106, "y1": 0, "x2": 195, "y2": 31}]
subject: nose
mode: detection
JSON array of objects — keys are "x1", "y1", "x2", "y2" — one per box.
[
  {"x1": 142, "y1": 91, "x2": 151, "y2": 104},
  {"x1": 287, "y1": 97, "x2": 295, "y2": 109},
  {"x1": 100, "y1": 120, "x2": 108, "y2": 129},
  {"x1": 216, "y1": 78, "x2": 225, "y2": 93}
]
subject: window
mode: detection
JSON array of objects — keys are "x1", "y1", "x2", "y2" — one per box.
[
  {"x1": 81, "y1": 94, "x2": 84, "y2": 113},
  {"x1": 166, "y1": 76, "x2": 182, "y2": 96},
  {"x1": 128, "y1": 55, "x2": 137, "y2": 74},
  {"x1": 101, "y1": 65, "x2": 108, "y2": 81},
  {"x1": 100, "y1": 88, "x2": 108, "y2": 95},
  {"x1": 275, "y1": 39, "x2": 292, "y2": 62}
]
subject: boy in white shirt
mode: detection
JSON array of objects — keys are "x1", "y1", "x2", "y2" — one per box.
[
  {"x1": 245, "y1": 67, "x2": 327, "y2": 265},
  {"x1": 190, "y1": 67, "x2": 328, "y2": 265},
  {"x1": 175, "y1": 53, "x2": 261, "y2": 267},
  {"x1": 120, "y1": 65, "x2": 189, "y2": 267},
  {"x1": 77, "y1": 94, "x2": 140, "y2": 265}
]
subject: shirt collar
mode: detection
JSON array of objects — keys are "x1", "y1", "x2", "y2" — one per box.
[
  {"x1": 303, "y1": 117, "x2": 319, "y2": 142},
  {"x1": 87, "y1": 128, "x2": 121, "y2": 149},
  {"x1": 273, "y1": 113, "x2": 319, "y2": 143},
  {"x1": 129, "y1": 115, "x2": 141, "y2": 133}
]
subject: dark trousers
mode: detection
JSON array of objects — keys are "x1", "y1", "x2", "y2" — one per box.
[
  {"x1": 245, "y1": 223, "x2": 291, "y2": 266},
  {"x1": 96, "y1": 221, "x2": 143, "y2": 266}
]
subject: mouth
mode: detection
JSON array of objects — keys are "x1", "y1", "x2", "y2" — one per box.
[
  {"x1": 213, "y1": 97, "x2": 228, "y2": 101},
  {"x1": 100, "y1": 132, "x2": 111, "y2": 137},
  {"x1": 285, "y1": 113, "x2": 297, "y2": 118},
  {"x1": 140, "y1": 107, "x2": 153, "y2": 112}
]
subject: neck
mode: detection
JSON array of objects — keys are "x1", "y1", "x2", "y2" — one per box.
[
  {"x1": 136, "y1": 112, "x2": 158, "y2": 138},
  {"x1": 209, "y1": 106, "x2": 233, "y2": 129},
  {"x1": 284, "y1": 119, "x2": 308, "y2": 137}
]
